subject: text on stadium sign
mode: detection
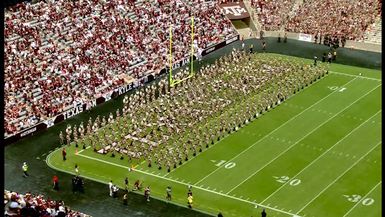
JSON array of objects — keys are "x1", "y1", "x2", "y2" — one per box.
[{"x1": 219, "y1": 2, "x2": 250, "y2": 20}]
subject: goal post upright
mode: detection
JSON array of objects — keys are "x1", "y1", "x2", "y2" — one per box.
[
  {"x1": 169, "y1": 25, "x2": 174, "y2": 87},
  {"x1": 169, "y1": 16, "x2": 195, "y2": 87},
  {"x1": 190, "y1": 16, "x2": 194, "y2": 77}
]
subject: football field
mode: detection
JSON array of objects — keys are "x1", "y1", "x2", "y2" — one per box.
[{"x1": 47, "y1": 62, "x2": 381, "y2": 217}]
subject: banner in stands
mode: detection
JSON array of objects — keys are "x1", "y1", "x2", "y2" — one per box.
[
  {"x1": 202, "y1": 35, "x2": 240, "y2": 56},
  {"x1": 219, "y1": 2, "x2": 250, "y2": 20},
  {"x1": 4, "y1": 36, "x2": 239, "y2": 145},
  {"x1": 298, "y1": 33, "x2": 312, "y2": 42}
]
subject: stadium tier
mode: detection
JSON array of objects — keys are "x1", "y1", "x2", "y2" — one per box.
[
  {"x1": 251, "y1": 0, "x2": 381, "y2": 40},
  {"x1": 4, "y1": 0, "x2": 238, "y2": 139},
  {"x1": 3, "y1": 1, "x2": 381, "y2": 216},
  {"x1": 4, "y1": 190, "x2": 91, "y2": 217}
]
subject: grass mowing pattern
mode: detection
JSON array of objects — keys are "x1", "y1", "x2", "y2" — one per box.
[{"x1": 47, "y1": 57, "x2": 381, "y2": 217}]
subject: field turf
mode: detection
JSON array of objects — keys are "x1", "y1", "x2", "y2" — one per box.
[{"x1": 47, "y1": 54, "x2": 381, "y2": 217}]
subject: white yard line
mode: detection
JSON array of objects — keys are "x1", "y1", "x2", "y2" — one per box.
[
  {"x1": 45, "y1": 152, "x2": 215, "y2": 217},
  {"x1": 77, "y1": 145, "x2": 91, "y2": 154},
  {"x1": 329, "y1": 71, "x2": 381, "y2": 81},
  {"x1": 227, "y1": 87, "x2": 380, "y2": 195},
  {"x1": 342, "y1": 181, "x2": 382, "y2": 217},
  {"x1": 164, "y1": 133, "x2": 231, "y2": 177},
  {"x1": 73, "y1": 152, "x2": 297, "y2": 216},
  {"x1": 194, "y1": 77, "x2": 358, "y2": 186},
  {"x1": 259, "y1": 110, "x2": 381, "y2": 203},
  {"x1": 295, "y1": 141, "x2": 381, "y2": 215}
]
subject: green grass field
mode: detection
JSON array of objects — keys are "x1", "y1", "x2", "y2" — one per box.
[{"x1": 46, "y1": 56, "x2": 381, "y2": 217}]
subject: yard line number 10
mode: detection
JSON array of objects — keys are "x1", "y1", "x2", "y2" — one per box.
[
  {"x1": 328, "y1": 86, "x2": 347, "y2": 92},
  {"x1": 215, "y1": 160, "x2": 236, "y2": 169}
]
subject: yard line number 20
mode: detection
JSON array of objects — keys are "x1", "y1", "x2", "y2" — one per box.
[{"x1": 274, "y1": 176, "x2": 301, "y2": 186}]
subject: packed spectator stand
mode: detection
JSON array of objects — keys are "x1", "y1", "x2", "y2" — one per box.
[
  {"x1": 4, "y1": 190, "x2": 90, "y2": 217},
  {"x1": 364, "y1": 17, "x2": 382, "y2": 44},
  {"x1": 4, "y1": 0, "x2": 238, "y2": 138},
  {"x1": 250, "y1": 0, "x2": 381, "y2": 41}
]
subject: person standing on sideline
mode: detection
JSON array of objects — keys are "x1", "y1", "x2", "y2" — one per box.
[
  {"x1": 124, "y1": 177, "x2": 129, "y2": 193},
  {"x1": 241, "y1": 40, "x2": 245, "y2": 51},
  {"x1": 313, "y1": 56, "x2": 318, "y2": 66},
  {"x1": 327, "y1": 52, "x2": 333, "y2": 63},
  {"x1": 249, "y1": 44, "x2": 254, "y2": 54},
  {"x1": 277, "y1": 33, "x2": 281, "y2": 43},
  {"x1": 187, "y1": 194, "x2": 193, "y2": 208},
  {"x1": 22, "y1": 162, "x2": 29, "y2": 177},
  {"x1": 72, "y1": 176, "x2": 77, "y2": 193},
  {"x1": 53, "y1": 175, "x2": 59, "y2": 190},
  {"x1": 109, "y1": 180, "x2": 113, "y2": 197},
  {"x1": 123, "y1": 193, "x2": 128, "y2": 205},
  {"x1": 284, "y1": 32, "x2": 287, "y2": 43},
  {"x1": 74, "y1": 164, "x2": 79, "y2": 175},
  {"x1": 166, "y1": 186, "x2": 172, "y2": 201},
  {"x1": 62, "y1": 148, "x2": 67, "y2": 161},
  {"x1": 261, "y1": 208, "x2": 267, "y2": 217},
  {"x1": 333, "y1": 50, "x2": 337, "y2": 61},
  {"x1": 144, "y1": 186, "x2": 151, "y2": 202},
  {"x1": 262, "y1": 41, "x2": 266, "y2": 52}
]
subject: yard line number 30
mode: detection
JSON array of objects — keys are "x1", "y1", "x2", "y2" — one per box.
[{"x1": 343, "y1": 194, "x2": 375, "y2": 206}]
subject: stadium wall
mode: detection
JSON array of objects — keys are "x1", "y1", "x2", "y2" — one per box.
[{"x1": 262, "y1": 31, "x2": 381, "y2": 53}]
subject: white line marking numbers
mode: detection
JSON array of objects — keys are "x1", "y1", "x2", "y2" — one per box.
[
  {"x1": 273, "y1": 176, "x2": 301, "y2": 186},
  {"x1": 343, "y1": 194, "x2": 375, "y2": 206},
  {"x1": 328, "y1": 86, "x2": 347, "y2": 92},
  {"x1": 214, "y1": 160, "x2": 236, "y2": 169}
]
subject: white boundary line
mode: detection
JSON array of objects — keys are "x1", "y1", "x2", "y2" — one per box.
[
  {"x1": 342, "y1": 181, "x2": 382, "y2": 217},
  {"x1": 194, "y1": 77, "x2": 358, "y2": 186},
  {"x1": 68, "y1": 151, "x2": 298, "y2": 216},
  {"x1": 296, "y1": 141, "x2": 381, "y2": 215},
  {"x1": 260, "y1": 109, "x2": 381, "y2": 203},
  {"x1": 227, "y1": 85, "x2": 380, "y2": 195},
  {"x1": 45, "y1": 151, "x2": 216, "y2": 217},
  {"x1": 329, "y1": 71, "x2": 381, "y2": 81}
]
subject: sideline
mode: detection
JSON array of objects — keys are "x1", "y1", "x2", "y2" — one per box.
[
  {"x1": 46, "y1": 150, "x2": 216, "y2": 217},
  {"x1": 329, "y1": 71, "x2": 381, "y2": 81},
  {"x1": 46, "y1": 149, "x2": 299, "y2": 217}
]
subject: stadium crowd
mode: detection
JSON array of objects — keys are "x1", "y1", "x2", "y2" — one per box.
[
  {"x1": 285, "y1": 0, "x2": 381, "y2": 41},
  {"x1": 4, "y1": 0, "x2": 237, "y2": 137},
  {"x1": 251, "y1": 0, "x2": 296, "y2": 31},
  {"x1": 250, "y1": 0, "x2": 381, "y2": 40},
  {"x1": 4, "y1": 190, "x2": 90, "y2": 217},
  {"x1": 63, "y1": 51, "x2": 328, "y2": 171}
]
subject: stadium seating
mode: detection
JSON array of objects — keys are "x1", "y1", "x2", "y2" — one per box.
[
  {"x1": 285, "y1": 0, "x2": 381, "y2": 40},
  {"x1": 4, "y1": 0, "x2": 237, "y2": 137},
  {"x1": 4, "y1": 190, "x2": 90, "y2": 217},
  {"x1": 251, "y1": 0, "x2": 296, "y2": 31},
  {"x1": 364, "y1": 17, "x2": 382, "y2": 44},
  {"x1": 250, "y1": 0, "x2": 381, "y2": 40}
]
